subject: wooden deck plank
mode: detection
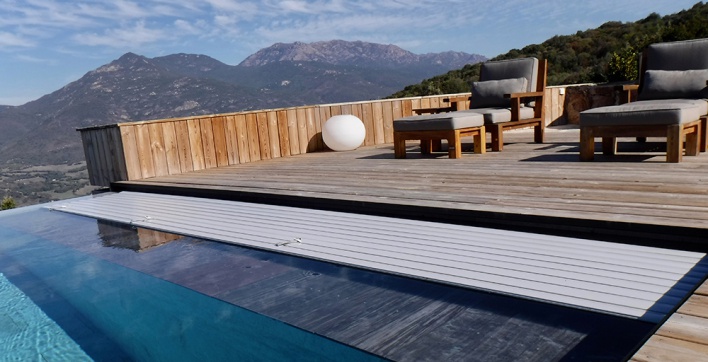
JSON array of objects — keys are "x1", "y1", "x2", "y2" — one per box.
[
  {"x1": 655, "y1": 313, "x2": 708, "y2": 346},
  {"x1": 678, "y1": 295, "x2": 708, "y2": 319},
  {"x1": 630, "y1": 335, "x2": 708, "y2": 362}
]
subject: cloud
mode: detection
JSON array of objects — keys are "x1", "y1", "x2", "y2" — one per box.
[
  {"x1": 0, "y1": 32, "x2": 34, "y2": 48},
  {"x1": 15, "y1": 54, "x2": 55, "y2": 64},
  {"x1": 73, "y1": 21, "x2": 167, "y2": 48}
]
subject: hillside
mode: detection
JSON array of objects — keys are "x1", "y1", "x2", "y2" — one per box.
[
  {"x1": 0, "y1": 41, "x2": 485, "y2": 167},
  {"x1": 389, "y1": 2, "x2": 708, "y2": 98}
]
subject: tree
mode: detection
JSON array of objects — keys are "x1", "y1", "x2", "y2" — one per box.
[
  {"x1": 606, "y1": 46, "x2": 639, "y2": 82},
  {"x1": 1, "y1": 196, "x2": 16, "y2": 210}
]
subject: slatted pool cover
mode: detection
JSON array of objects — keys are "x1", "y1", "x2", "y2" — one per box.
[{"x1": 48, "y1": 192, "x2": 707, "y2": 323}]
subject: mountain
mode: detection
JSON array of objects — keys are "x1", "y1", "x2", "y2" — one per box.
[
  {"x1": 239, "y1": 40, "x2": 484, "y2": 69},
  {"x1": 0, "y1": 41, "x2": 486, "y2": 166},
  {"x1": 390, "y1": 2, "x2": 708, "y2": 98}
]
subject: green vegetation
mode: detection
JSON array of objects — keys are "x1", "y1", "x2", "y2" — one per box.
[
  {"x1": 1, "y1": 196, "x2": 16, "y2": 210},
  {"x1": 0, "y1": 163, "x2": 97, "y2": 207},
  {"x1": 389, "y1": 2, "x2": 708, "y2": 98}
]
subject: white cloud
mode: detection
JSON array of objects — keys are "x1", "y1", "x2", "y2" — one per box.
[
  {"x1": 0, "y1": 32, "x2": 34, "y2": 48},
  {"x1": 203, "y1": 0, "x2": 259, "y2": 14},
  {"x1": 15, "y1": 54, "x2": 54, "y2": 64},
  {"x1": 73, "y1": 21, "x2": 167, "y2": 48}
]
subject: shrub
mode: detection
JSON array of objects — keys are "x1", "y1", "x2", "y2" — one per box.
[{"x1": 1, "y1": 196, "x2": 17, "y2": 210}]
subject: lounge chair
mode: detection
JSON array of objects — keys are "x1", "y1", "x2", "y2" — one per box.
[
  {"x1": 393, "y1": 57, "x2": 547, "y2": 158},
  {"x1": 579, "y1": 38, "x2": 708, "y2": 163}
]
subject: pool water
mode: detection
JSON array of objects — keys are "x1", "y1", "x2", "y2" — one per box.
[
  {"x1": 0, "y1": 205, "x2": 383, "y2": 361},
  {"x1": 0, "y1": 272, "x2": 91, "y2": 361}
]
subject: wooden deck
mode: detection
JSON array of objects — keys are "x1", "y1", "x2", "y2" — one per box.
[
  {"x1": 111, "y1": 126, "x2": 708, "y2": 360},
  {"x1": 631, "y1": 280, "x2": 708, "y2": 361},
  {"x1": 114, "y1": 126, "x2": 708, "y2": 251}
]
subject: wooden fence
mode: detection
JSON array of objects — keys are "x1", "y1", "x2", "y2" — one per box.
[{"x1": 79, "y1": 87, "x2": 568, "y2": 186}]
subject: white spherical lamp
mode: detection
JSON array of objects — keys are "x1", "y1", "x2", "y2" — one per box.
[{"x1": 322, "y1": 115, "x2": 366, "y2": 151}]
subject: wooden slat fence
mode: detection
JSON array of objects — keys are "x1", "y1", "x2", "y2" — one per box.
[{"x1": 79, "y1": 87, "x2": 569, "y2": 186}]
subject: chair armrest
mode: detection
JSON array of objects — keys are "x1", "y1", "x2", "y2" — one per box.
[
  {"x1": 413, "y1": 107, "x2": 454, "y2": 115},
  {"x1": 412, "y1": 95, "x2": 470, "y2": 114},
  {"x1": 505, "y1": 92, "x2": 544, "y2": 121},
  {"x1": 617, "y1": 84, "x2": 639, "y2": 103},
  {"x1": 444, "y1": 95, "x2": 471, "y2": 111},
  {"x1": 504, "y1": 91, "x2": 544, "y2": 99},
  {"x1": 444, "y1": 96, "x2": 471, "y2": 103}
]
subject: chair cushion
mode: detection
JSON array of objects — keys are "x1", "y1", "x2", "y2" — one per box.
[
  {"x1": 638, "y1": 69, "x2": 708, "y2": 100},
  {"x1": 460, "y1": 107, "x2": 536, "y2": 124},
  {"x1": 579, "y1": 99, "x2": 707, "y2": 127},
  {"x1": 469, "y1": 78, "x2": 527, "y2": 108},
  {"x1": 480, "y1": 58, "x2": 538, "y2": 92},
  {"x1": 393, "y1": 112, "x2": 484, "y2": 132},
  {"x1": 645, "y1": 38, "x2": 708, "y2": 71}
]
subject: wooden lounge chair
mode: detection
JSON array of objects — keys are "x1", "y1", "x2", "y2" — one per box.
[
  {"x1": 403, "y1": 57, "x2": 548, "y2": 152},
  {"x1": 579, "y1": 38, "x2": 708, "y2": 163}
]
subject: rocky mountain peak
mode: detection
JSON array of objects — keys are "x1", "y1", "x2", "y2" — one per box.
[{"x1": 238, "y1": 40, "x2": 484, "y2": 68}]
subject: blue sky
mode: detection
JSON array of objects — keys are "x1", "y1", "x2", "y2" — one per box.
[{"x1": 0, "y1": 0, "x2": 701, "y2": 106}]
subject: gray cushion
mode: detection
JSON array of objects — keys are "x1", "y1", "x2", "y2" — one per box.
[
  {"x1": 394, "y1": 112, "x2": 484, "y2": 132},
  {"x1": 460, "y1": 107, "x2": 536, "y2": 124},
  {"x1": 480, "y1": 58, "x2": 538, "y2": 92},
  {"x1": 638, "y1": 69, "x2": 708, "y2": 100},
  {"x1": 579, "y1": 99, "x2": 707, "y2": 127},
  {"x1": 645, "y1": 38, "x2": 708, "y2": 71},
  {"x1": 469, "y1": 77, "x2": 527, "y2": 108}
]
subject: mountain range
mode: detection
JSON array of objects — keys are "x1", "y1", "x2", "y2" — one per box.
[{"x1": 0, "y1": 40, "x2": 485, "y2": 166}]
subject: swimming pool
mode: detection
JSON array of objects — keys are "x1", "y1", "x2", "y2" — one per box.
[
  {"x1": 0, "y1": 204, "x2": 384, "y2": 361},
  {"x1": 1, "y1": 198, "x2": 684, "y2": 361}
]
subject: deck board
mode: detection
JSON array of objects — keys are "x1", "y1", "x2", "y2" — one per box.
[{"x1": 632, "y1": 279, "x2": 708, "y2": 361}]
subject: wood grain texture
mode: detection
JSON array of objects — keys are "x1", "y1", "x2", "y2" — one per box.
[
  {"x1": 161, "y1": 121, "x2": 181, "y2": 174},
  {"x1": 224, "y1": 115, "x2": 239, "y2": 166},
  {"x1": 174, "y1": 120, "x2": 193, "y2": 173},
  {"x1": 277, "y1": 110, "x2": 290, "y2": 157},
  {"x1": 256, "y1": 112, "x2": 271, "y2": 160},
  {"x1": 245, "y1": 113, "x2": 261, "y2": 162},
  {"x1": 296, "y1": 107, "x2": 308, "y2": 154},
  {"x1": 286, "y1": 108, "x2": 299, "y2": 155},
  {"x1": 630, "y1": 335, "x2": 708, "y2": 362},
  {"x1": 186, "y1": 119, "x2": 205, "y2": 171},
  {"x1": 199, "y1": 118, "x2": 218, "y2": 168},
  {"x1": 267, "y1": 111, "x2": 281, "y2": 159},
  {"x1": 656, "y1": 313, "x2": 708, "y2": 345},
  {"x1": 234, "y1": 114, "x2": 250, "y2": 164},
  {"x1": 120, "y1": 125, "x2": 142, "y2": 181},
  {"x1": 211, "y1": 116, "x2": 229, "y2": 167},
  {"x1": 147, "y1": 123, "x2": 169, "y2": 177},
  {"x1": 134, "y1": 124, "x2": 155, "y2": 178},
  {"x1": 678, "y1": 295, "x2": 708, "y2": 319}
]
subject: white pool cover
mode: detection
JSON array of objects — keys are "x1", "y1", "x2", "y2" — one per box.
[{"x1": 48, "y1": 191, "x2": 708, "y2": 323}]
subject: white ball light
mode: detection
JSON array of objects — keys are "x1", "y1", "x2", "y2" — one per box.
[{"x1": 322, "y1": 115, "x2": 366, "y2": 151}]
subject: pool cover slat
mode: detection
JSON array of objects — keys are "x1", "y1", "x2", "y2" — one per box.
[{"x1": 48, "y1": 191, "x2": 707, "y2": 322}]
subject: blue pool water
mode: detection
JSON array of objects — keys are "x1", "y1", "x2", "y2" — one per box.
[{"x1": 0, "y1": 204, "x2": 383, "y2": 361}]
